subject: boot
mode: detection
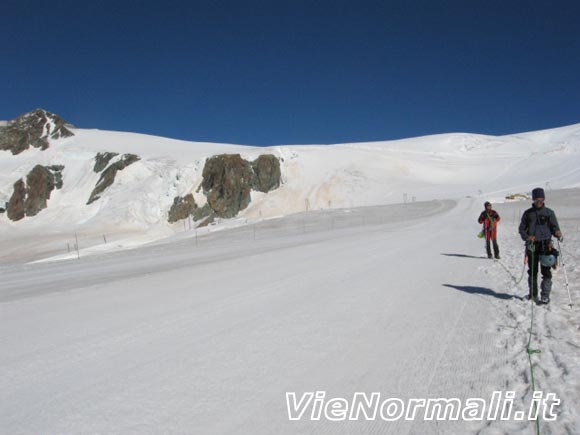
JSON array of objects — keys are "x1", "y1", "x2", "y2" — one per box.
[
  {"x1": 493, "y1": 240, "x2": 500, "y2": 259},
  {"x1": 540, "y1": 279, "x2": 552, "y2": 305}
]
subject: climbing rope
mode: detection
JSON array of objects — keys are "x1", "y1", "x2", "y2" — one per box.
[
  {"x1": 495, "y1": 243, "x2": 527, "y2": 288},
  {"x1": 515, "y1": 246, "x2": 527, "y2": 286},
  {"x1": 526, "y1": 241, "x2": 542, "y2": 435}
]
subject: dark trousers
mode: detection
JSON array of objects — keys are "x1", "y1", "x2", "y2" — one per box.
[
  {"x1": 527, "y1": 241, "x2": 552, "y2": 299},
  {"x1": 486, "y1": 239, "x2": 500, "y2": 258}
]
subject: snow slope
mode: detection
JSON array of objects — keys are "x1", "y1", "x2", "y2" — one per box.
[
  {"x1": 1, "y1": 191, "x2": 579, "y2": 434},
  {"x1": 1, "y1": 121, "x2": 580, "y2": 433},
  {"x1": 1, "y1": 122, "x2": 580, "y2": 263}
]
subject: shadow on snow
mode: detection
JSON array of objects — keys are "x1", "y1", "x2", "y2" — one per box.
[
  {"x1": 442, "y1": 284, "x2": 522, "y2": 300},
  {"x1": 441, "y1": 253, "x2": 486, "y2": 259}
]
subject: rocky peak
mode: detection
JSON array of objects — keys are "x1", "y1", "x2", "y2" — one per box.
[{"x1": 0, "y1": 109, "x2": 74, "y2": 155}]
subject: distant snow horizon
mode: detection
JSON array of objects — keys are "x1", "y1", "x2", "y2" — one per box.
[{"x1": 1, "y1": 109, "x2": 579, "y2": 146}]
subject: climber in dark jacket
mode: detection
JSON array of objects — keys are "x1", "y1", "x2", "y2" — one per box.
[
  {"x1": 478, "y1": 201, "x2": 501, "y2": 259},
  {"x1": 518, "y1": 187, "x2": 563, "y2": 304}
]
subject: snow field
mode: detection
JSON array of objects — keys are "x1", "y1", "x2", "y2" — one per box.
[{"x1": 2, "y1": 191, "x2": 578, "y2": 434}]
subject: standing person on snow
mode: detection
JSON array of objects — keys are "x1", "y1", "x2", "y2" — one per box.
[
  {"x1": 518, "y1": 187, "x2": 563, "y2": 304},
  {"x1": 478, "y1": 201, "x2": 501, "y2": 259}
]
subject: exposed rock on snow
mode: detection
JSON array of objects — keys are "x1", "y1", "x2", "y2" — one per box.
[
  {"x1": 191, "y1": 203, "x2": 215, "y2": 226},
  {"x1": 87, "y1": 154, "x2": 140, "y2": 205},
  {"x1": 93, "y1": 152, "x2": 119, "y2": 173},
  {"x1": 7, "y1": 180, "x2": 26, "y2": 221},
  {"x1": 199, "y1": 154, "x2": 282, "y2": 220},
  {"x1": 201, "y1": 154, "x2": 254, "y2": 218},
  {"x1": 7, "y1": 164, "x2": 64, "y2": 221},
  {"x1": 252, "y1": 154, "x2": 281, "y2": 193},
  {"x1": 167, "y1": 194, "x2": 197, "y2": 223},
  {"x1": 0, "y1": 109, "x2": 74, "y2": 155}
]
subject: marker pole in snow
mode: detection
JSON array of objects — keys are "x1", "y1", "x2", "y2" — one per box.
[
  {"x1": 557, "y1": 239, "x2": 573, "y2": 308},
  {"x1": 74, "y1": 232, "x2": 80, "y2": 260}
]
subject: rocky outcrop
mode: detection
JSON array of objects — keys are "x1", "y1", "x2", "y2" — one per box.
[
  {"x1": 201, "y1": 154, "x2": 254, "y2": 218},
  {"x1": 93, "y1": 152, "x2": 119, "y2": 173},
  {"x1": 168, "y1": 194, "x2": 197, "y2": 223},
  {"x1": 0, "y1": 109, "x2": 74, "y2": 155},
  {"x1": 192, "y1": 203, "x2": 215, "y2": 224},
  {"x1": 87, "y1": 154, "x2": 140, "y2": 204},
  {"x1": 252, "y1": 154, "x2": 281, "y2": 192},
  {"x1": 7, "y1": 180, "x2": 26, "y2": 221},
  {"x1": 46, "y1": 165, "x2": 64, "y2": 189},
  {"x1": 197, "y1": 153, "x2": 282, "y2": 219},
  {"x1": 6, "y1": 165, "x2": 64, "y2": 221}
]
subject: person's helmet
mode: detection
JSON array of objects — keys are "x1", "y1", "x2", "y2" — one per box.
[
  {"x1": 484, "y1": 201, "x2": 491, "y2": 208},
  {"x1": 540, "y1": 254, "x2": 556, "y2": 267}
]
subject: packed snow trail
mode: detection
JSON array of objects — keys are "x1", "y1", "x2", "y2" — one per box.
[
  {"x1": 478, "y1": 189, "x2": 580, "y2": 435},
  {"x1": 1, "y1": 194, "x2": 579, "y2": 434}
]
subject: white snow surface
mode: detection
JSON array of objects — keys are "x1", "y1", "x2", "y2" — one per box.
[
  {"x1": 1, "y1": 124, "x2": 580, "y2": 434},
  {"x1": 1, "y1": 123, "x2": 580, "y2": 262}
]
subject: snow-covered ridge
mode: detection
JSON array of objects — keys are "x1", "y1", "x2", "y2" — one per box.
[{"x1": 1, "y1": 110, "x2": 580, "y2": 260}]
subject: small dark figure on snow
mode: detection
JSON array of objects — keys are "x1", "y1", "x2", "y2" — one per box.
[
  {"x1": 518, "y1": 188, "x2": 563, "y2": 304},
  {"x1": 478, "y1": 201, "x2": 501, "y2": 259}
]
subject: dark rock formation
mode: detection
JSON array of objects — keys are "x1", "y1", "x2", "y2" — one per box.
[
  {"x1": 7, "y1": 180, "x2": 26, "y2": 221},
  {"x1": 192, "y1": 203, "x2": 215, "y2": 223},
  {"x1": 252, "y1": 154, "x2": 281, "y2": 192},
  {"x1": 93, "y1": 152, "x2": 119, "y2": 173},
  {"x1": 87, "y1": 154, "x2": 140, "y2": 204},
  {"x1": 168, "y1": 194, "x2": 197, "y2": 223},
  {"x1": 0, "y1": 109, "x2": 74, "y2": 155},
  {"x1": 24, "y1": 166, "x2": 57, "y2": 217},
  {"x1": 197, "y1": 153, "x2": 282, "y2": 220},
  {"x1": 46, "y1": 165, "x2": 64, "y2": 189},
  {"x1": 201, "y1": 154, "x2": 254, "y2": 218},
  {"x1": 6, "y1": 164, "x2": 65, "y2": 221}
]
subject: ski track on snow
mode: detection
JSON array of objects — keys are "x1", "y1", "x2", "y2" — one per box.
[{"x1": 1, "y1": 192, "x2": 580, "y2": 434}]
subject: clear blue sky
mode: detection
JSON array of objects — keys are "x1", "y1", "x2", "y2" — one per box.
[{"x1": 2, "y1": 0, "x2": 579, "y2": 145}]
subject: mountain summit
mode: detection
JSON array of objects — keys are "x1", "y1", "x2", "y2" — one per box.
[{"x1": 0, "y1": 109, "x2": 74, "y2": 155}]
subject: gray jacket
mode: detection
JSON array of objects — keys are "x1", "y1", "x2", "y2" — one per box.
[{"x1": 518, "y1": 205, "x2": 560, "y2": 242}]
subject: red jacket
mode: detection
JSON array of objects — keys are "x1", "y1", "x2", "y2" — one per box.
[{"x1": 478, "y1": 210, "x2": 500, "y2": 240}]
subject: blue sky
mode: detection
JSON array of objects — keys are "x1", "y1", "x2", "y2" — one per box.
[{"x1": 2, "y1": 0, "x2": 579, "y2": 145}]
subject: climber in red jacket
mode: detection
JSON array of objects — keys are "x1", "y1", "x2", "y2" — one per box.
[{"x1": 478, "y1": 201, "x2": 501, "y2": 259}]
